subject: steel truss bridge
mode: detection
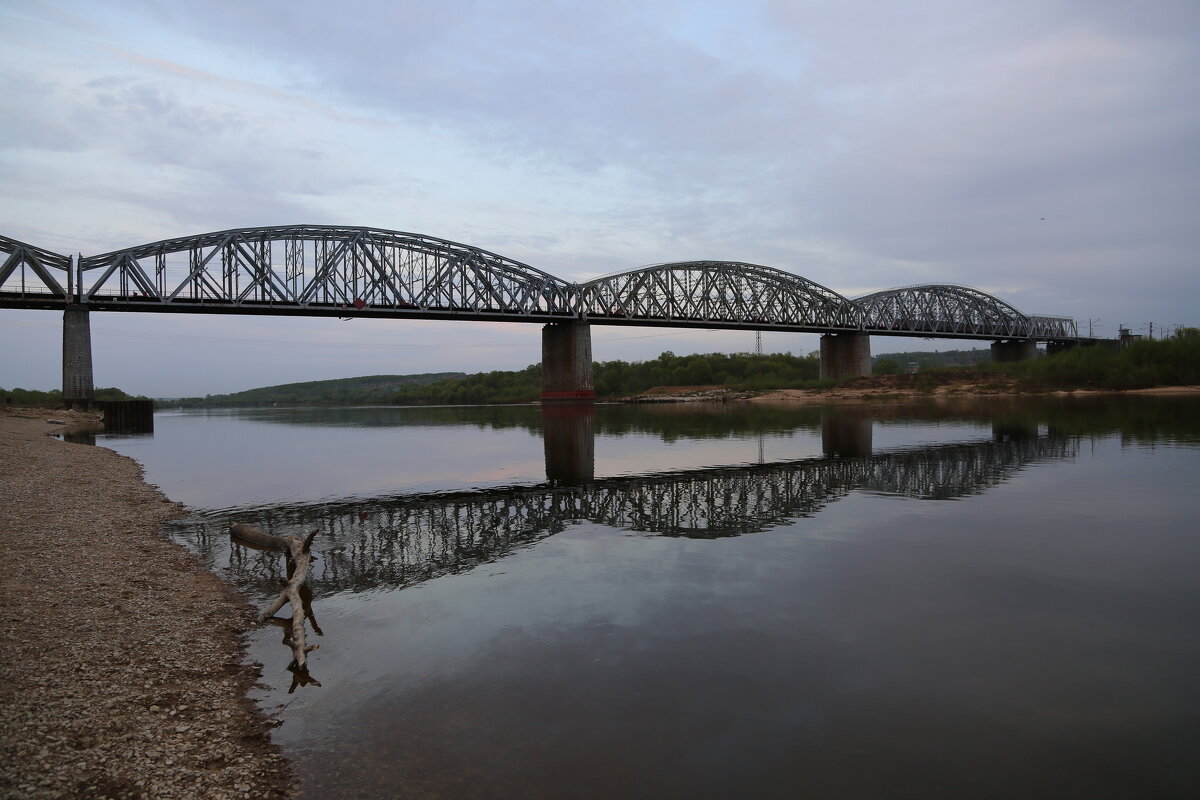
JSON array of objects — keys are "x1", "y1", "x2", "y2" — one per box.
[
  {"x1": 175, "y1": 433, "x2": 1078, "y2": 600},
  {"x1": 1, "y1": 226, "x2": 1078, "y2": 340}
]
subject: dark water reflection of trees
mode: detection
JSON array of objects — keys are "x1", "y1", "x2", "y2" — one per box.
[{"x1": 186, "y1": 393, "x2": 1200, "y2": 444}]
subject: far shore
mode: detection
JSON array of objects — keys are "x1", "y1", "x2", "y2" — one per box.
[{"x1": 619, "y1": 378, "x2": 1200, "y2": 405}]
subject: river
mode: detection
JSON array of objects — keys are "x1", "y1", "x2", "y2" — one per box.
[{"x1": 94, "y1": 395, "x2": 1200, "y2": 799}]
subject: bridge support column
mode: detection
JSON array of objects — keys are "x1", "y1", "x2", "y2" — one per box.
[
  {"x1": 542, "y1": 405, "x2": 595, "y2": 486},
  {"x1": 990, "y1": 339, "x2": 1036, "y2": 362},
  {"x1": 993, "y1": 421, "x2": 1038, "y2": 442},
  {"x1": 819, "y1": 332, "x2": 871, "y2": 380},
  {"x1": 541, "y1": 321, "x2": 595, "y2": 402},
  {"x1": 1046, "y1": 340, "x2": 1076, "y2": 357},
  {"x1": 62, "y1": 304, "x2": 94, "y2": 409},
  {"x1": 822, "y1": 410, "x2": 873, "y2": 458}
]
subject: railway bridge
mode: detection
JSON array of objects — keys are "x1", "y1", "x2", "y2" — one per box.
[{"x1": 0, "y1": 226, "x2": 1087, "y2": 403}]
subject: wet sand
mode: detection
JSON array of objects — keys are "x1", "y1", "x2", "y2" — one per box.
[{"x1": 0, "y1": 408, "x2": 293, "y2": 799}]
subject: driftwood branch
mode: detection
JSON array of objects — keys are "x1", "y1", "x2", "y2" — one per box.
[{"x1": 229, "y1": 523, "x2": 321, "y2": 672}]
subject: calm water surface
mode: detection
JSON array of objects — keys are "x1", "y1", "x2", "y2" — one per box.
[{"x1": 97, "y1": 396, "x2": 1200, "y2": 799}]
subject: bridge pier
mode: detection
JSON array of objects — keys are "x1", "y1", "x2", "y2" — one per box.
[
  {"x1": 542, "y1": 405, "x2": 595, "y2": 486},
  {"x1": 821, "y1": 410, "x2": 874, "y2": 458},
  {"x1": 1046, "y1": 340, "x2": 1076, "y2": 356},
  {"x1": 990, "y1": 339, "x2": 1036, "y2": 362},
  {"x1": 819, "y1": 332, "x2": 871, "y2": 380},
  {"x1": 541, "y1": 321, "x2": 595, "y2": 402},
  {"x1": 993, "y1": 421, "x2": 1038, "y2": 442},
  {"x1": 62, "y1": 305, "x2": 95, "y2": 409}
]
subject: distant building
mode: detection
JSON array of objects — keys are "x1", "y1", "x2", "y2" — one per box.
[{"x1": 1118, "y1": 327, "x2": 1143, "y2": 345}]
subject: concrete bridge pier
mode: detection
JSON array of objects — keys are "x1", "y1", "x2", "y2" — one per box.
[
  {"x1": 542, "y1": 321, "x2": 595, "y2": 402},
  {"x1": 62, "y1": 304, "x2": 94, "y2": 409},
  {"x1": 821, "y1": 409, "x2": 874, "y2": 458},
  {"x1": 993, "y1": 421, "x2": 1038, "y2": 442},
  {"x1": 819, "y1": 332, "x2": 871, "y2": 380},
  {"x1": 991, "y1": 339, "x2": 1036, "y2": 362},
  {"x1": 542, "y1": 404, "x2": 595, "y2": 486}
]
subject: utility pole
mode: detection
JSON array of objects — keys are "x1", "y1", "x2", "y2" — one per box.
[{"x1": 1149, "y1": 322, "x2": 1154, "y2": 339}]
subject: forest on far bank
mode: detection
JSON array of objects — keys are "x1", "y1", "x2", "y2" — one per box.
[
  {"x1": 168, "y1": 333, "x2": 1200, "y2": 406},
  {"x1": 1, "y1": 386, "x2": 146, "y2": 407},
  {"x1": 7, "y1": 334, "x2": 1198, "y2": 409}
]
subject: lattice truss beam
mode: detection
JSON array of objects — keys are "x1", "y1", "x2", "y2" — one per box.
[
  {"x1": 579, "y1": 261, "x2": 861, "y2": 329},
  {"x1": 197, "y1": 435, "x2": 1077, "y2": 596},
  {"x1": 76, "y1": 225, "x2": 575, "y2": 317},
  {"x1": 3, "y1": 227, "x2": 1079, "y2": 338},
  {"x1": 0, "y1": 235, "x2": 69, "y2": 297},
  {"x1": 856, "y1": 284, "x2": 1077, "y2": 338}
]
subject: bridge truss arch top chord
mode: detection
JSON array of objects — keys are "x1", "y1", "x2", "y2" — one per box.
[
  {"x1": 855, "y1": 283, "x2": 1077, "y2": 340},
  {"x1": 0, "y1": 235, "x2": 70, "y2": 301},
  {"x1": 1, "y1": 225, "x2": 1083, "y2": 341},
  {"x1": 578, "y1": 261, "x2": 862, "y2": 332},
  {"x1": 71, "y1": 225, "x2": 577, "y2": 320}
]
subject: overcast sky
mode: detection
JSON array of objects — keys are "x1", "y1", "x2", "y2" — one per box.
[{"x1": 2, "y1": 0, "x2": 1197, "y2": 396}]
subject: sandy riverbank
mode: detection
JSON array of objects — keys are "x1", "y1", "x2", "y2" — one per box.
[
  {"x1": 624, "y1": 378, "x2": 1200, "y2": 404},
  {"x1": 0, "y1": 408, "x2": 292, "y2": 799}
]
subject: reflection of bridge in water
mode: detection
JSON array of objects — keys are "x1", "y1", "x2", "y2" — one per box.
[{"x1": 177, "y1": 422, "x2": 1077, "y2": 600}]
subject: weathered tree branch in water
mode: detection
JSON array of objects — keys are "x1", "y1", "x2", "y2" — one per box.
[{"x1": 229, "y1": 523, "x2": 321, "y2": 673}]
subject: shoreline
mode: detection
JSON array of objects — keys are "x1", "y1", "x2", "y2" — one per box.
[
  {"x1": 620, "y1": 381, "x2": 1200, "y2": 405},
  {"x1": 0, "y1": 408, "x2": 293, "y2": 799}
]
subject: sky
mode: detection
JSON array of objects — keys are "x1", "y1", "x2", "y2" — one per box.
[{"x1": 1, "y1": 0, "x2": 1197, "y2": 396}]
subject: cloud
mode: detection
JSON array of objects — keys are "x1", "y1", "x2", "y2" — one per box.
[{"x1": 1, "y1": 0, "x2": 1197, "y2": 392}]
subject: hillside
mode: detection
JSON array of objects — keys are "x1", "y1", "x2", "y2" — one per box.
[
  {"x1": 172, "y1": 373, "x2": 466, "y2": 407},
  {"x1": 872, "y1": 348, "x2": 993, "y2": 372}
]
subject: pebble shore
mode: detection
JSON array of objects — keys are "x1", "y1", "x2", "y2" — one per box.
[{"x1": 0, "y1": 409, "x2": 293, "y2": 799}]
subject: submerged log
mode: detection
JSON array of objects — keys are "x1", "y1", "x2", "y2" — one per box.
[
  {"x1": 228, "y1": 522, "x2": 321, "y2": 671},
  {"x1": 229, "y1": 522, "x2": 290, "y2": 552}
]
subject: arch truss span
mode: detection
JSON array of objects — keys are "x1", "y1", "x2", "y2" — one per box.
[
  {"x1": 855, "y1": 284, "x2": 1077, "y2": 340},
  {"x1": 579, "y1": 261, "x2": 861, "y2": 332},
  {"x1": 0, "y1": 235, "x2": 70, "y2": 302},
  {"x1": 74, "y1": 225, "x2": 577, "y2": 320}
]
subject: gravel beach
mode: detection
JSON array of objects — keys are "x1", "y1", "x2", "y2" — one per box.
[{"x1": 0, "y1": 409, "x2": 293, "y2": 799}]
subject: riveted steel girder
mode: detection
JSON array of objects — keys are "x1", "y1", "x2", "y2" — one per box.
[
  {"x1": 580, "y1": 261, "x2": 861, "y2": 332},
  {"x1": 2, "y1": 227, "x2": 1084, "y2": 340},
  {"x1": 73, "y1": 225, "x2": 576, "y2": 320},
  {"x1": 0, "y1": 235, "x2": 70, "y2": 301},
  {"x1": 855, "y1": 284, "x2": 1077, "y2": 339}
]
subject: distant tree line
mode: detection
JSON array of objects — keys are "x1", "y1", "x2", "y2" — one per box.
[
  {"x1": 169, "y1": 372, "x2": 465, "y2": 408},
  {"x1": 1, "y1": 387, "x2": 145, "y2": 407},
  {"x1": 872, "y1": 348, "x2": 993, "y2": 375},
  {"x1": 592, "y1": 351, "x2": 823, "y2": 395},
  {"x1": 11, "y1": 333, "x2": 1195, "y2": 410},
  {"x1": 999, "y1": 328, "x2": 1200, "y2": 390},
  {"x1": 386, "y1": 351, "x2": 827, "y2": 405}
]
